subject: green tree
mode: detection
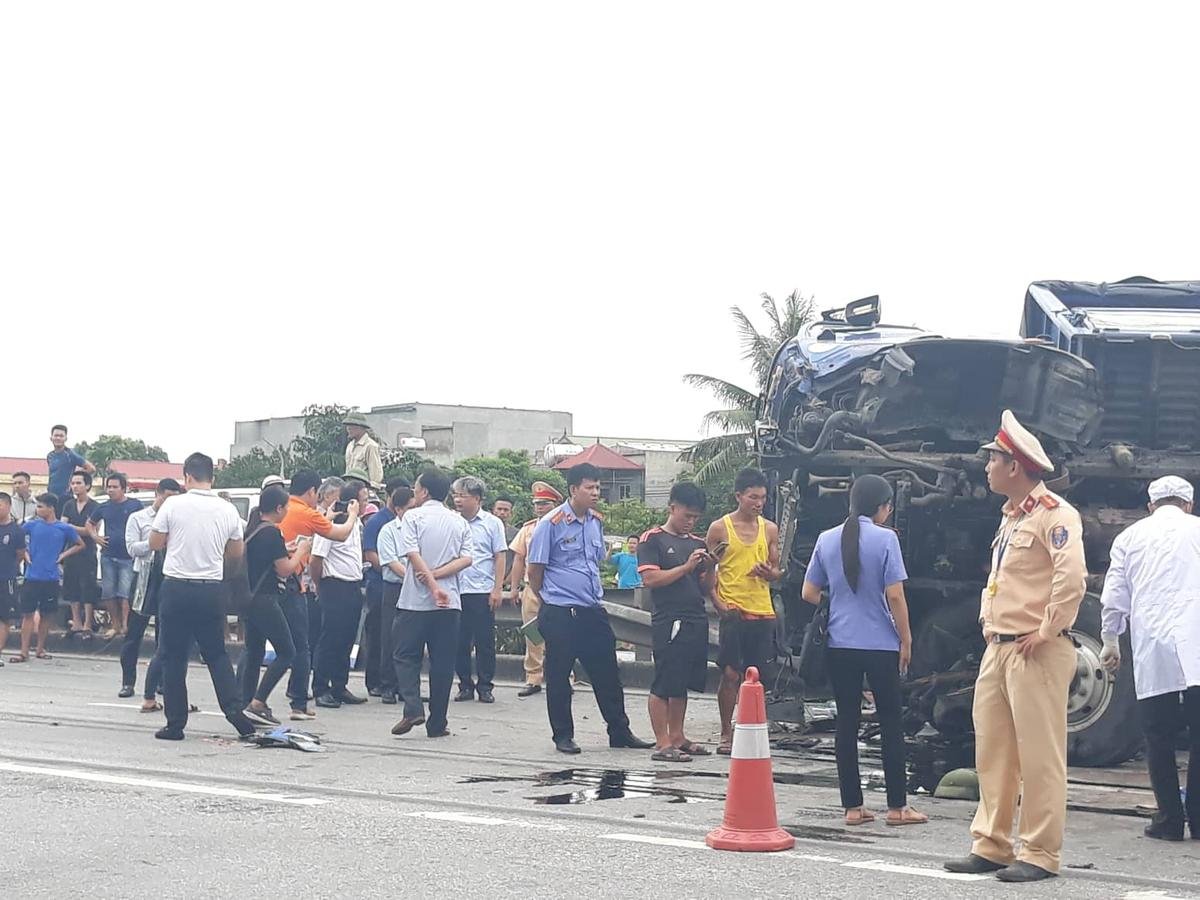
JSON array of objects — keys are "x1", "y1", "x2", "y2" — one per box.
[
  {"x1": 681, "y1": 290, "x2": 815, "y2": 483},
  {"x1": 288, "y1": 403, "x2": 354, "y2": 474},
  {"x1": 450, "y1": 449, "x2": 568, "y2": 523},
  {"x1": 381, "y1": 447, "x2": 434, "y2": 487},
  {"x1": 597, "y1": 498, "x2": 662, "y2": 538},
  {"x1": 74, "y1": 434, "x2": 170, "y2": 479},
  {"x1": 214, "y1": 448, "x2": 280, "y2": 488}
]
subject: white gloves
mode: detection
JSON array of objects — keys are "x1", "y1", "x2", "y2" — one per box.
[{"x1": 1100, "y1": 633, "x2": 1121, "y2": 673}]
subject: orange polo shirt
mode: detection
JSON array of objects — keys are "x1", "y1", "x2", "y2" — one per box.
[{"x1": 279, "y1": 496, "x2": 334, "y2": 544}]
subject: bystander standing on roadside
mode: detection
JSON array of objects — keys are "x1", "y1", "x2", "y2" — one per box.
[
  {"x1": 118, "y1": 478, "x2": 181, "y2": 708},
  {"x1": 375, "y1": 487, "x2": 417, "y2": 705},
  {"x1": 11, "y1": 493, "x2": 82, "y2": 663},
  {"x1": 0, "y1": 492, "x2": 29, "y2": 665},
  {"x1": 507, "y1": 482, "x2": 562, "y2": 698},
  {"x1": 45, "y1": 425, "x2": 95, "y2": 499},
  {"x1": 312, "y1": 483, "x2": 367, "y2": 709},
  {"x1": 10, "y1": 472, "x2": 38, "y2": 524},
  {"x1": 1100, "y1": 475, "x2": 1200, "y2": 842},
  {"x1": 706, "y1": 467, "x2": 781, "y2": 755},
  {"x1": 609, "y1": 536, "x2": 643, "y2": 589},
  {"x1": 802, "y1": 474, "x2": 925, "y2": 827},
  {"x1": 389, "y1": 469, "x2": 473, "y2": 739},
  {"x1": 527, "y1": 463, "x2": 653, "y2": 755},
  {"x1": 452, "y1": 476, "x2": 506, "y2": 704},
  {"x1": 149, "y1": 452, "x2": 257, "y2": 742},
  {"x1": 342, "y1": 469, "x2": 378, "y2": 520},
  {"x1": 88, "y1": 472, "x2": 143, "y2": 638},
  {"x1": 361, "y1": 477, "x2": 408, "y2": 697},
  {"x1": 60, "y1": 471, "x2": 101, "y2": 637},
  {"x1": 492, "y1": 495, "x2": 517, "y2": 581},
  {"x1": 280, "y1": 470, "x2": 359, "y2": 720},
  {"x1": 343, "y1": 413, "x2": 383, "y2": 489}
]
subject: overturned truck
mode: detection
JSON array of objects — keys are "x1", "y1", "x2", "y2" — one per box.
[{"x1": 757, "y1": 278, "x2": 1200, "y2": 788}]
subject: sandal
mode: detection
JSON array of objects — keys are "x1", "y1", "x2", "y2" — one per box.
[
  {"x1": 886, "y1": 806, "x2": 929, "y2": 827},
  {"x1": 845, "y1": 808, "x2": 876, "y2": 826},
  {"x1": 35, "y1": 651, "x2": 52, "y2": 660},
  {"x1": 8, "y1": 654, "x2": 29, "y2": 664},
  {"x1": 679, "y1": 740, "x2": 711, "y2": 756},
  {"x1": 716, "y1": 739, "x2": 733, "y2": 756},
  {"x1": 651, "y1": 747, "x2": 693, "y2": 763},
  {"x1": 140, "y1": 701, "x2": 164, "y2": 713}
]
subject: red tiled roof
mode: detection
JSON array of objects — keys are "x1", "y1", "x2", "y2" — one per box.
[
  {"x1": 552, "y1": 442, "x2": 643, "y2": 471},
  {"x1": 0, "y1": 457, "x2": 48, "y2": 475},
  {"x1": 108, "y1": 459, "x2": 184, "y2": 489}
]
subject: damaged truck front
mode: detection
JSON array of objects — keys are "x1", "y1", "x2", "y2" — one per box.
[{"x1": 757, "y1": 280, "x2": 1200, "y2": 789}]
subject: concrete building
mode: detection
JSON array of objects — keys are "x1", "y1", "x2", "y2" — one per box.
[
  {"x1": 231, "y1": 402, "x2": 573, "y2": 468},
  {"x1": 561, "y1": 436, "x2": 694, "y2": 506},
  {"x1": 552, "y1": 442, "x2": 645, "y2": 504}
]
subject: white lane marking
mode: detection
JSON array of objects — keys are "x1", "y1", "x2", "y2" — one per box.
[
  {"x1": 405, "y1": 811, "x2": 565, "y2": 830},
  {"x1": 1124, "y1": 892, "x2": 1191, "y2": 899},
  {"x1": 789, "y1": 852, "x2": 841, "y2": 863},
  {"x1": 88, "y1": 702, "x2": 223, "y2": 717},
  {"x1": 843, "y1": 860, "x2": 989, "y2": 882},
  {"x1": 0, "y1": 761, "x2": 328, "y2": 807},
  {"x1": 602, "y1": 834, "x2": 709, "y2": 850}
]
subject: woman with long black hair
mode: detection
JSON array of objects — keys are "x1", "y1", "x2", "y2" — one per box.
[{"x1": 802, "y1": 474, "x2": 926, "y2": 826}]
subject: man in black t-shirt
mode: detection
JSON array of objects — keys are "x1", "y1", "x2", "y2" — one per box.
[
  {"x1": 636, "y1": 482, "x2": 715, "y2": 762},
  {"x1": 60, "y1": 472, "x2": 100, "y2": 636}
]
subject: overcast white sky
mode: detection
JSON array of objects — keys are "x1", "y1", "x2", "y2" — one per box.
[{"x1": 5, "y1": 2, "x2": 1198, "y2": 462}]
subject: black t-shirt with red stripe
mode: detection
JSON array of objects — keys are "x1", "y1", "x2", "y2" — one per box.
[{"x1": 636, "y1": 527, "x2": 708, "y2": 623}]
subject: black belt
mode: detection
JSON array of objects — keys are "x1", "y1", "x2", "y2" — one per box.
[
  {"x1": 164, "y1": 576, "x2": 222, "y2": 585},
  {"x1": 991, "y1": 630, "x2": 1070, "y2": 644}
]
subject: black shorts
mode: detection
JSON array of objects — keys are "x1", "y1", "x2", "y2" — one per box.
[
  {"x1": 1, "y1": 578, "x2": 18, "y2": 621},
  {"x1": 717, "y1": 614, "x2": 776, "y2": 676},
  {"x1": 61, "y1": 555, "x2": 99, "y2": 605},
  {"x1": 20, "y1": 580, "x2": 60, "y2": 615},
  {"x1": 650, "y1": 616, "x2": 709, "y2": 699}
]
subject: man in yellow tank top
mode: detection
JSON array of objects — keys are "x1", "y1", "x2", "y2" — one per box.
[{"x1": 705, "y1": 467, "x2": 781, "y2": 754}]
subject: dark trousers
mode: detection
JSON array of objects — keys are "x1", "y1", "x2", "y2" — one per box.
[
  {"x1": 1138, "y1": 687, "x2": 1200, "y2": 832},
  {"x1": 392, "y1": 608, "x2": 460, "y2": 735},
  {"x1": 379, "y1": 582, "x2": 402, "y2": 695},
  {"x1": 538, "y1": 604, "x2": 631, "y2": 743},
  {"x1": 362, "y1": 581, "x2": 383, "y2": 692},
  {"x1": 827, "y1": 647, "x2": 906, "y2": 810},
  {"x1": 158, "y1": 579, "x2": 251, "y2": 735},
  {"x1": 456, "y1": 593, "x2": 496, "y2": 693},
  {"x1": 236, "y1": 595, "x2": 296, "y2": 707},
  {"x1": 313, "y1": 578, "x2": 363, "y2": 696},
  {"x1": 119, "y1": 610, "x2": 163, "y2": 700},
  {"x1": 282, "y1": 584, "x2": 311, "y2": 713}
]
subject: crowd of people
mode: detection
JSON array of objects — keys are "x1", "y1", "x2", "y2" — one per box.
[{"x1": 1, "y1": 410, "x2": 1197, "y2": 881}]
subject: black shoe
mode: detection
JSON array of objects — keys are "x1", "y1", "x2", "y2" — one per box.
[
  {"x1": 243, "y1": 706, "x2": 280, "y2": 727},
  {"x1": 118, "y1": 685, "x2": 135, "y2": 698},
  {"x1": 391, "y1": 715, "x2": 425, "y2": 736},
  {"x1": 367, "y1": 687, "x2": 382, "y2": 698},
  {"x1": 995, "y1": 862, "x2": 1056, "y2": 883},
  {"x1": 315, "y1": 694, "x2": 342, "y2": 709},
  {"x1": 555, "y1": 738, "x2": 581, "y2": 754},
  {"x1": 334, "y1": 689, "x2": 367, "y2": 705},
  {"x1": 943, "y1": 854, "x2": 1006, "y2": 874},
  {"x1": 609, "y1": 733, "x2": 655, "y2": 750},
  {"x1": 427, "y1": 729, "x2": 451, "y2": 738},
  {"x1": 154, "y1": 728, "x2": 184, "y2": 741},
  {"x1": 518, "y1": 684, "x2": 541, "y2": 698},
  {"x1": 454, "y1": 688, "x2": 475, "y2": 702},
  {"x1": 381, "y1": 693, "x2": 397, "y2": 705},
  {"x1": 477, "y1": 689, "x2": 495, "y2": 704},
  {"x1": 1144, "y1": 822, "x2": 1185, "y2": 842}
]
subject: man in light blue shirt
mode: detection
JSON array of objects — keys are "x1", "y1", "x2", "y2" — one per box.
[
  {"x1": 527, "y1": 462, "x2": 652, "y2": 755},
  {"x1": 451, "y1": 476, "x2": 508, "y2": 704},
  {"x1": 389, "y1": 469, "x2": 472, "y2": 740},
  {"x1": 375, "y1": 487, "x2": 416, "y2": 705}
]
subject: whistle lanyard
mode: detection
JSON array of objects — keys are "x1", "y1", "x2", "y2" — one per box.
[{"x1": 993, "y1": 512, "x2": 1027, "y2": 575}]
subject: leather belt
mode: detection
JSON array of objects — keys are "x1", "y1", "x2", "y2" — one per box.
[
  {"x1": 990, "y1": 630, "x2": 1071, "y2": 644},
  {"x1": 164, "y1": 576, "x2": 222, "y2": 585}
]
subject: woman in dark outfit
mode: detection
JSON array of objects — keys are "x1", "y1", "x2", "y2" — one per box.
[
  {"x1": 802, "y1": 474, "x2": 927, "y2": 827},
  {"x1": 237, "y1": 486, "x2": 310, "y2": 726}
]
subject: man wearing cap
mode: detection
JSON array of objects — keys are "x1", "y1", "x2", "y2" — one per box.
[
  {"x1": 507, "y1": 481, "x2": 563, "y2": 697},
  {"x1": 945, "y1": 410, "x2": 1086, "y2": 883},
  {"x1": 1099, "y1": 475, "x2": 1200, "y2": 842},
  {"x1": 343, "y1": 413, "x2": 383, "y2": 489}
]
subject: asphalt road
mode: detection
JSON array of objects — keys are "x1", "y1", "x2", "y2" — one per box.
[{"x1": 0, "y1": 652, "x2": 1196, "y2": 898}]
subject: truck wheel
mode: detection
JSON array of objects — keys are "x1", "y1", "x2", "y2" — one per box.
[{"x1": 1066, "y1": 593, "x2": 1142, "y2": 767}]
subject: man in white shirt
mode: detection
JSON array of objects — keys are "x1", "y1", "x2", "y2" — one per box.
[
  {"x1": 1100, "y1": 475, "x2": 1200, "y2": 842},
  {"x1": 311, "y1": 483, "x2": 367, "y2": 709},
  {"x1": 451, "y1": 476, "x2": 507, "y2": 705},
  {"x1": 149, "y1": 453, "x2": 256, "y2": 741},
  {"x1": 118, "y1": 478, "x2": 181, "y2": 708}
]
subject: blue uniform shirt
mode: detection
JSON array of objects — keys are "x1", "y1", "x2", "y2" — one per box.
[
  {"x1": 459, "y1": 509, "x2": 508, "y2": 595},
  {"x1": 527, "y1": 501, "x2": 606, "y2": 608},
  {"x1": 46, "y1": 448, "x2": 87, "y2": 498},
  {"x1": 362, "y1": 506, "x2": 396, "y2": 589}
]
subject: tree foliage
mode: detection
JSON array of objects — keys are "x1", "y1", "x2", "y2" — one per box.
[
  {"x1": 597, "y1": 499, "x2": 662, "y2": 538},
  {"x1": 74, "y1": 434, "x2": 169, "y2": 479},
  {"x1": 681, "y1": 290, "x2": 815, "y2": 484},
  {"x1": 449, "y1": 450, "x2": 568, "y2": 523},
  {"x1": 214, "y1": 447, "x2": 279, "y2": 488},
  {"x1": 288, "y1": 403, "x2": 354, "y2": 475}
]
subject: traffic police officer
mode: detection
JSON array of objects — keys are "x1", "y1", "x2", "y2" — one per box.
[
  {"x1": 945, "y1": 410, "x2": 1087, "y2": 883},
  {"x1": 507, "y1": 480, "x2": 564, "y2": 697},
  {"x1": 526, "y1": 462, "x2": 653, "y2": 754}
]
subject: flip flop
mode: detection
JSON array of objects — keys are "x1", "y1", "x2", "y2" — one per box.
[
  {"x1": 140, "y1": 702, "x2": 164, "y2": 713},
  {"x1": 35, "y1": 651, "x2": 52, "y2": 660},
  {"x1": 679, "y1": 741, "x2": 711, "y2": 756},
  {"x1": 651, "y1": 747, "x2": 693, "y2": 763},
  {"x1": 716, "y1": 741, "x2": 733, "y2": 756},
  {"x1": 8, "y1": 655, "x2": 29, "y2": 664}
]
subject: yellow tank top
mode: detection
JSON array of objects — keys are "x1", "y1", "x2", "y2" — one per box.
[{"x1": 716, "y1": 514, "x2": 774, "y2": 617}]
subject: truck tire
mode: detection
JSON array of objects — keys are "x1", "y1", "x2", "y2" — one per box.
[{"x1": 1065, "y1": 593, "x2": 1142, "y2": 768}]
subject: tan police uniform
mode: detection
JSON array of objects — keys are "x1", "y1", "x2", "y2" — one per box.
[
  {"x1": 971, "y1": 411, "x2": 1087, "y2": 874},
  {"x1": 509, "y1": 481, "x2": 564, "y2": 686}
]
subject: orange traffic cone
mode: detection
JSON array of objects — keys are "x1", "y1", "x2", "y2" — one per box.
[{"x1": 706, "y1": 666, "x2": 795, "y2": 852}]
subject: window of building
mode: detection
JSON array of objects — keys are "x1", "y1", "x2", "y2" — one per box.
[{"x1": 619, "y1": 484, "x2": 632, "y2": 500}]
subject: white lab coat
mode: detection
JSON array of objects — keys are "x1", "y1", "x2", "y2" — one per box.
[{"x1": 1100, "y1": 505, "x2": 1200, "y2": 699}]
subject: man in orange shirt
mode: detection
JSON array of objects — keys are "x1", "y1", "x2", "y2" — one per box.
[{"x1": 278, "y1": 469, "x2": 359, "y2": 720}]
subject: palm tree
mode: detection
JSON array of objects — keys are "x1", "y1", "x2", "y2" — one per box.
[{"x1": 683, "y1": 290, "x2": 815, "y2": 483}]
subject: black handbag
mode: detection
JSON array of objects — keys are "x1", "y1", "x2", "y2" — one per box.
[{"x1": 797, "y1": 594, "x2": 831, "y2": 682}]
